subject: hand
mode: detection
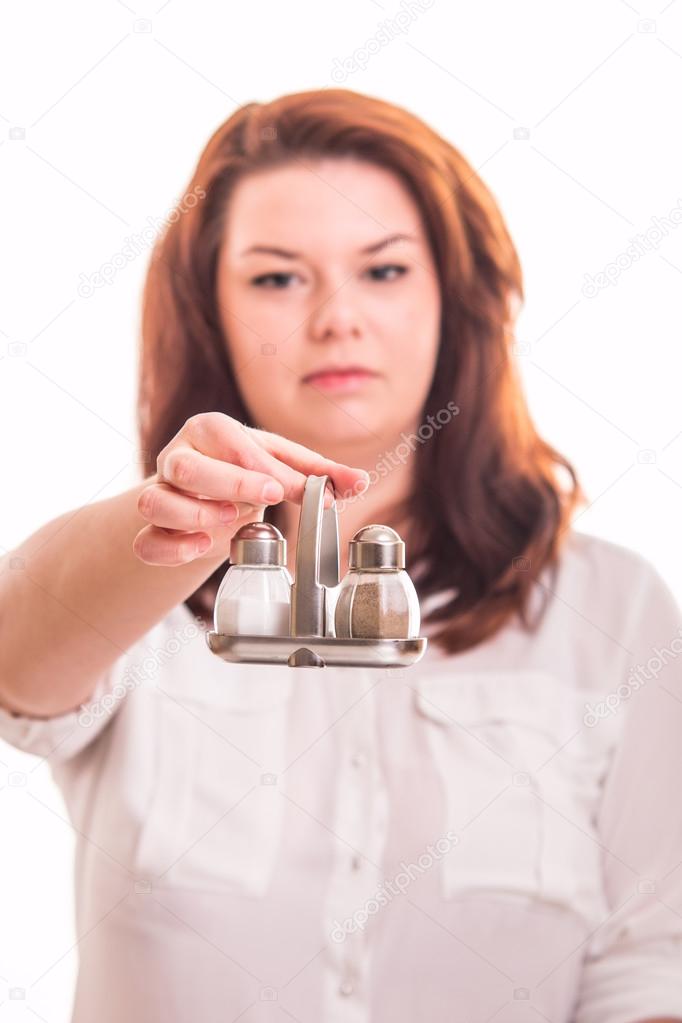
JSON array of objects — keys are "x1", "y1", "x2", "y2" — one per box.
[{"x1": 132, "y1": 413, "x2": 369, "y2": 567}]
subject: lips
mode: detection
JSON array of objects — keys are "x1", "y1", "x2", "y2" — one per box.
[
  {"x1": 303, "y1": 365, "x2": 376, "y2": 381},
  {"x1": 302, "y1": 366, "x2": 379, "y2": 393}
]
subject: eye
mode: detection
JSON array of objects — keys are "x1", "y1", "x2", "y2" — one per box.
[
  {"x1": 251, "y1": 272, "x2": 297, "y2": 289},
  {"x1": 250, "y1": 264, "x2": 409, "y2": 289},
  {"x1": 365, "y1": 264, "x2": 408, "y2": 282}
]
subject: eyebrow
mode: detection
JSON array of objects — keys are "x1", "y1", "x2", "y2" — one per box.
[{"x1": 239, "y1": 232, "x2": 418, "y2": 259}]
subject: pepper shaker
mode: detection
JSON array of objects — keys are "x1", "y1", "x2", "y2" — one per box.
[{"x1": 334, "y1": 525, "x2": 420, "y2": 640}]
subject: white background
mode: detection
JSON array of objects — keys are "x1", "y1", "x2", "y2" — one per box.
[{"x1": 2, "y1": 0, "x2": 682, "y2": 1018}]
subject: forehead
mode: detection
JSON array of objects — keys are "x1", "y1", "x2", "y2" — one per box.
[{"x1": 222, "y1": 158, "x2": 424, "y2": 256}]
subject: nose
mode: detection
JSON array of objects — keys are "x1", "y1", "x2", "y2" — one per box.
[{"x1": 308, "y1": 285, "x2": 363, "y2": 343}]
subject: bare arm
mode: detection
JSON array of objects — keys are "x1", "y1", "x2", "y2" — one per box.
[
  {"x1": 0, "y1": 475, "x2": 234, "y2": 718},
  {"x1": 0, "y1": 413, "x2": 368, "y2": 719}
]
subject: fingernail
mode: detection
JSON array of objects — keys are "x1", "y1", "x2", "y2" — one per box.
[
  {"x1": 261, "y1": 481, "x2": 284, "y2": 503},
  {"x1": 195, "y1": 536, "x2": 212, "y2": 554},
  {"x1": 219, "y1": 503, "x2": 237, "y2": 523}
]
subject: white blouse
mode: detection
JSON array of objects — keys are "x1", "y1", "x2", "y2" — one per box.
[{"x1": 2, "y1": 529, "x2": 682, "y2": 1022}]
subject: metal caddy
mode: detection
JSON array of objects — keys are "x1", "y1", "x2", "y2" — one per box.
[{"x1": 206, "y1": 474, "x2": 428, "y2": 669}]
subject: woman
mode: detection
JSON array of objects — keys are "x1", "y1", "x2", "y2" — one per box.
[{"x1": 1, "y1": 88, "x2": 681, "y2": 1022}]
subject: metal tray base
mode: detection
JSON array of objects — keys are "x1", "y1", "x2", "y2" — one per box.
[{"x1": 206, "y1": 631, "x2": 428, "y2": 668}]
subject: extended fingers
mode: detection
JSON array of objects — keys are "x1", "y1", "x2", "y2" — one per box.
[
  {"x1": 245, "y1": 426, "x2": 370, "y2": 501},
  {"x1": 158, "y1": 446, "x2": 286, "y2": 504},
  {"x1": 186, "y1": 415, "x2": 310, "y2": 503},
  {"x1": 137, "y1": 482, "x2": 240, "y2": 530},
  {"x1": 132, "y1": 524, "x2": 214, "y2": 565}
]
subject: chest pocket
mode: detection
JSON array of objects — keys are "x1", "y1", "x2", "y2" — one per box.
[
  {"x1": 133, "y1": 658, "x2": 294, "y2": 897},
  {"x1": 413, "y1": 669, "x2": 615, "y2": 927}
]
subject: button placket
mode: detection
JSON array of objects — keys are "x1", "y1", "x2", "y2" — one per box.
[{"x1": 322, "y1": 670, "x2": 387, "y2": 1022}]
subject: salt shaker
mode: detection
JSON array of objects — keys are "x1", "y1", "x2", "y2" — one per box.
[
  {"x1": 334, "y1": 525, "x2": 420, "y2": 640},
  {"x1": 214, "y1": 522, "x2": 292, "y2": 637}
]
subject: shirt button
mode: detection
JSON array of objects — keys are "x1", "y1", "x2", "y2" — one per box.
[
  {"x1": 350, "y1": 854, "x2": 362, "y2": 871},
  {"x1": 339, "y1": 979, "x2": 355, "y2": 996},
  {"x1": 350, "y1": 751, "x2": 367, "y2": 768}
]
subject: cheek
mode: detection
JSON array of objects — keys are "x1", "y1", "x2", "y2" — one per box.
[
  {"x1": 385, "y1": 286, "x2": 440, "y2": 361},
  {"x1": 230, "y1": 357, "x2": 295, "y2": 430},
  {"x1": 387, "y1": 301, "x2": 440, "y2": 406},
  {"x1": 226, "y1": 310, "x2": 278, "y2": 359},
  {"x1": 232, "y1": 350, "x2": 290, "y2": 397},
  {"x1": 385, "y1": 268, "x2": 438, "y2": 322},
  {"x1": 219, "y1": 279, "x2": 298, "y2": 352},
  {"x1": 239, "y1": 290, "x2": 304, "y2": 342}
]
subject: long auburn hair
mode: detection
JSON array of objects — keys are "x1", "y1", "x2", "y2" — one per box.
[{"x1": 137, "y1": 87, "x2": 586, "y2": 656}]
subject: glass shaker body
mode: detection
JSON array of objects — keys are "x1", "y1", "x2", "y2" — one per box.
[
  {"x1": 214, "y1": 565, "x2": 292, "y2": 637},
  {"x1": 334, "y1": 567, "x2": 420, "y2": 640}
]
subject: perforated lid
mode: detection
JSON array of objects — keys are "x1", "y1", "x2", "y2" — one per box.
[
  {"x1": 230, "y1": 522, "x2": 286, "y2": 566},
  {"x1": 348, "y1": 524, "x2": 404, "y2": 570}
]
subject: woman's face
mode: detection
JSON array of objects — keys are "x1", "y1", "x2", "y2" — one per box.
[{"x1": 216, "y1": 156, "x2": 441, "y2": 462}]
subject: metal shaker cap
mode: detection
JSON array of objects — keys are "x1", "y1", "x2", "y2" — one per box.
[
  {"x1": 230, "y1": 522, "x2": 286, "y2": 566},
  {"x1": 348, "y1": 524, "x2": 405, "y2": 570}
]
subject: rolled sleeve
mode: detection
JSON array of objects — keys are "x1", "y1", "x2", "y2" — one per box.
[
  {"x1": 0, "y1": 667, "x2": 125, "y2": 764},
  {"x1": 0, "y1": 613, "x2": 173, "y2": 764},
  {"x1": 573, "y1": 562, "x2": 682, "y2": 1023}
]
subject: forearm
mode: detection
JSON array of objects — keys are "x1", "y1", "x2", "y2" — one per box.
[{"x1": 0, "y1": 475, "x2": 228, "y2": 717}]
